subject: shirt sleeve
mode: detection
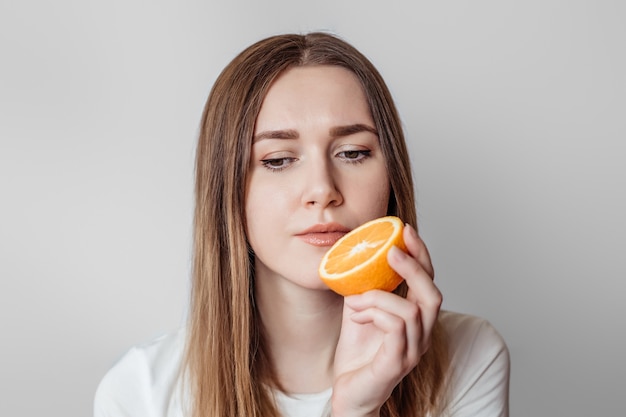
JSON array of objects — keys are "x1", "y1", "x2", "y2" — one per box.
[
  {"x1": 442, "y1": 312, "x2": 511, "y2": 417},
  {"x1": 94, "y1": 347, "x2": 156, "y2": 417},
  {"x1": 94, "y1": 330, "x2": 186, "y2": 417}
]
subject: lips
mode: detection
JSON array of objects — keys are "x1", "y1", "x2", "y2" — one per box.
[{"x1": 296, "y1": 223, "x2": 351, "y2": 247}]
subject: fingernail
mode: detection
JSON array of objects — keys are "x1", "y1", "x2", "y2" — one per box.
[
  {"x1": 405, "y1": 223, "x2": 417, "y2": 239},
  {"x1": 350, "y1": 310, "x2": 368, "y2": 323},
  {"x1": 388, "y1": 245, "x2": 406, "y2": 262},
  {"x1": 344, "y1": 294, "x2": 361, "y2": 308}
]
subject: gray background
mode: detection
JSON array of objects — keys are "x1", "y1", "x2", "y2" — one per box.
[{"x1": 1, "y1": 1, "x2": 624, "y2": 416}]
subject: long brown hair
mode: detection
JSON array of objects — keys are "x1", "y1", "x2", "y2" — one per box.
[{"x1": 184, "y1": 32, "x2": 448, "y2": 417}]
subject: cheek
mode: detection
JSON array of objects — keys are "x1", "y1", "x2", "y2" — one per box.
[
  {"x1": 244, "y1": 186, "x2": 265, "y2": 248},
  {"x1": 373, "y1": 182, "x2": 392, "y2": 217},
  {"x1": 244, "y1": 178, "x2": 290, "y2": 248},
  {"x1": 352, "y1": 168, "x2": 391, "y2": 218}
]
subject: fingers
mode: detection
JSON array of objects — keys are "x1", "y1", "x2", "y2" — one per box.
[
  {"x1": 346, "y1": 291, "x2": 421, "y2": 362},
  {"x1": 402, "y1": 223, "x2": 434, "y2": 279},
  {"x1": 345, "y1": 293, "x2": 421, "y2": 381},
  {"x1": 386, "y1": 226, "x2": 442, "y2": 347}
]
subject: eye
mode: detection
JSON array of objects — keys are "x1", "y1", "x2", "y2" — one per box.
[
  {"x1": 337, "y1": 149, "x2": 371, "y2": 163},
  {"x1": 261, "y1": 157, "x2": 296, "y2": 172}
]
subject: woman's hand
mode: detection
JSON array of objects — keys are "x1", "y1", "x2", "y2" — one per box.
[{"x1": 331, "y1": 224, "x2": 442, "y2": 417}]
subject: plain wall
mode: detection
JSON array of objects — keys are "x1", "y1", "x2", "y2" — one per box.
[{"x1": 1, "y1": 1, "x2": 624, "y2": 416}]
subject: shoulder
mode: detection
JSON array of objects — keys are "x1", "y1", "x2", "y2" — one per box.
[
  {"x1": 439, "y1": 310, "x2": 508, "y2": 358},
  {"x1": 438, "y1": 310, "x2": 510, "y2": 417},
  {"x1": 94, "y1": 328, "x2": 187, "y2": 417}
]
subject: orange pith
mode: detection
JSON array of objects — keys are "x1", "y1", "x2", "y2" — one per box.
[{"x1": 318, "y1": 216, "x2": 406, "y2": 296}]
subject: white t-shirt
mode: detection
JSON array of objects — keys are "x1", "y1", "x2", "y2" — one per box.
[{"x1": 94, "y1": 310, "x2": 509, "y2": 417}]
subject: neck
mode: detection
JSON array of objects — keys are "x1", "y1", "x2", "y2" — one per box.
[{"x1": 255, "y1": 266, "x2": 343, "y2": 394}]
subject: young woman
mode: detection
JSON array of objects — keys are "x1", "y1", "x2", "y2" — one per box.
[{"x1": 95, "y1": 32, "x2": 510, "y2": 417}]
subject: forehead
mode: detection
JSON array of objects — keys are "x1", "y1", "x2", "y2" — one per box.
[{"x1": 255, "y1": 65, "x2": 372, "y2": 131}]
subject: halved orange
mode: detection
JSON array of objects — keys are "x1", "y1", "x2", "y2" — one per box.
[{"x1": 319, "y1": 216, "x2": 407, "y2": 296}]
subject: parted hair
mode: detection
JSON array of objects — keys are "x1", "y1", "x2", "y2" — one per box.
[{"x1": 184, "y1": 32, "x2": 449, "y2": 417}]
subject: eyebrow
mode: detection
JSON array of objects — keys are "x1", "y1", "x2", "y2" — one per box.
[
  {"x1": 253, "y1": 129, "x2": 299, "y2": 142},
  {"x1": 329, "y1": 123, "x2": 378, "y2": 138},
  {"x1": 253, "y1": 123, "x2": 378, "y2": 142}
]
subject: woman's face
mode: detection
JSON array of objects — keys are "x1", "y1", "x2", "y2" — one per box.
[{"x1": 245, "y1": 65, "x2": 390, "y2": 291}]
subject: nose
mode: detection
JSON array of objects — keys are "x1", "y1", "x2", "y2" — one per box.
[{"x1": 301, "y1": 159, "x2": 343, "y2": 208}]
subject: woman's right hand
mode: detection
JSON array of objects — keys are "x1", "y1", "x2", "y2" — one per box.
[{"x1": 330, "y1": 224, "x2": 442, "y2": 417}]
